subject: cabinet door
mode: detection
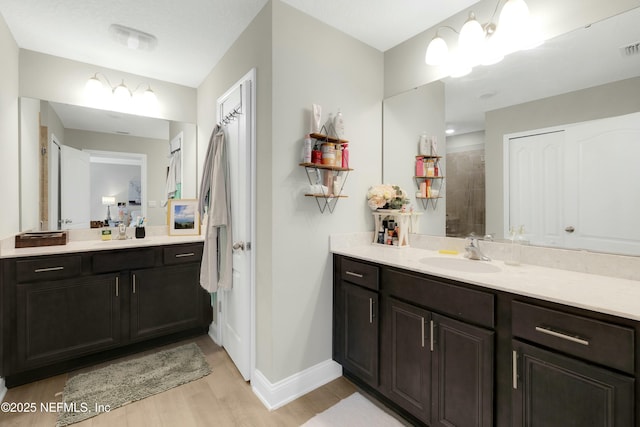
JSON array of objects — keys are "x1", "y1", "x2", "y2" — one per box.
[
  {"x1": 16, "y1": 274, "x2": 121, "y2": 369},
  {"x1": 130, "y1": 264, "x2": 204, "y2": 341},
  {"x1": 385, "y1": 297, "x2": 431, "y2": 423},
  {"x1": 342, "y1": 282, "x2": 379, "y2": 386},
  {"x1": 431, "y1": 313, "x2": 494, "y2": 427},
  {"x1": 512, "y1": 340, "x2": 634, "y2": 427}
]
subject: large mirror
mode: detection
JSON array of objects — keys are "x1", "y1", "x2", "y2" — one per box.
[
  {"x1": 383, "y1": 6, "x2": 640, "y2": 255},
  {"x1": 19, "y1": 99, "x2": 197, "y2": 231}
]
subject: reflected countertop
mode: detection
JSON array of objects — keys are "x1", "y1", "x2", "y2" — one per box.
[
  {"x1": 1, "y1": 226, "x2": 204, "y2": 259},
  {"x1": 331, "y1": 233, "x2": 640, "y2": 322}
]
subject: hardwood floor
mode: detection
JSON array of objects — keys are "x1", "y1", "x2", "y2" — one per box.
[{"x1": 0, "y1": 335, "x2": 358, "y2": 427}]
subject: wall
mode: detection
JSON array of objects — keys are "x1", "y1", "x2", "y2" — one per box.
[
  {"x1": 18, "y1": 97, "x2": 41, "y2": 231},
  {"x1": 64, "y1": 129, "x2": 168, "y2": 226},
  {"x1": 271, "y1": 0, "x2": 383, "y2": 383},
  {"x1": 90, "y1": 163, "x2": 141, "y2": 222},
  {"x1": 169, "y1": 121, "x2": 197, "y2": 199},
  {"x1": 382, "y1": 83, "x2": 445, "y2": 236},
  {"x1": 485, "y1": 76, "x2": 640, "y2": 237},
  {"x1": 383, "y1": 0, "x2": 640, "y2": 98},
  {"x1": 19, "y1": 50, "x2": 196, "y2": 123},
  {"x1": 0, "y1": 14, "x2": 19, "y2": 239}
]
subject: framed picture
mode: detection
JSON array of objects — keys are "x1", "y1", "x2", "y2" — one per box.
[{"x1": 167, "y1": 199, "x2": 200, "y2": 236}]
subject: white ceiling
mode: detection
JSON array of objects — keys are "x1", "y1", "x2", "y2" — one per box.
[{"x1": 0, "y1": 0, "x2": 479, "y2": 88}]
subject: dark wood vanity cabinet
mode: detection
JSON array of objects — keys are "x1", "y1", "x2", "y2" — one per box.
[
  {"x1": 511, "y1": 301, "x2": 635, "y2": 427},
  {"x1": 1, "y1": 242, "x2": 211, "y2": 387},
  {"x1": 333, "y1": 257, "x2": 379, "y2": 387},
  {"x1": 333, "y1": 254, "x2": 640, "y2": 427},
  {"x1": 334, "y1": 255, "x2": 494, "y2": 426}
]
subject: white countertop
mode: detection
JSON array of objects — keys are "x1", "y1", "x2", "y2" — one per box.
[
  {"x1": 1, "y1": 228, "x2": 204, "y2": 259},
  {"x1": 331, "y1": 235, "x2": 640, "y2": 322}
]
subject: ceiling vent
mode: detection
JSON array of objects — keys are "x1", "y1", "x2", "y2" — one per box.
[
  {"x1": 109, "y1": 24, "x2": 158, "y2": 51},
  {"x1": 619, "y1": 41, "x2": 640, "y2": 57}
]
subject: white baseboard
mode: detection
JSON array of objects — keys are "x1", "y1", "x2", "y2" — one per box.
[
  {"x1": 251, "y1": 359, "x2": 342, "y2": 411},
  {"x1": 0, "y1": 377, "x2": 7, "y2": 402},
  {"x1": 207, "y1": 322, "x2": 220, "y2": 346}
]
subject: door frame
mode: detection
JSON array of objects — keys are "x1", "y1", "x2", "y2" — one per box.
[{"x1": 208, "y1": 68, "x2": 257, "y2": 382}]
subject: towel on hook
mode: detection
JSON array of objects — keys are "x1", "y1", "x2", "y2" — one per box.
[
  {"x1": 198, "y1": 125, "x2": 232, "y2": 292},
  {"x1": 164, "y1": 149, "x2": 182, "y2": 204}
]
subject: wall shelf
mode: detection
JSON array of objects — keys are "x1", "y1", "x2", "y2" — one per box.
[{"x1": 414, "y1": 155, "x2": 444, "y2": 210}]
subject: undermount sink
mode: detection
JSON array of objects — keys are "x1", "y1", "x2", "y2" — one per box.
[{"x1": 419, "y1": 257, "x2": 501, "y2": 273}]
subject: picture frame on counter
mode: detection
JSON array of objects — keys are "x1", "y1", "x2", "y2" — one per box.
[{"x1": 167, "y1": 199, "x2": 200, "y2": 236}]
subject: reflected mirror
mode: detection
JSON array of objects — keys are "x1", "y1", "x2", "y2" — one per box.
[
  {"x1": 19, "y1": 99, "x2": 197, "y2": 230},
  {"x1": 383, "y1": 6, "x2": 640, "y2": 255}
]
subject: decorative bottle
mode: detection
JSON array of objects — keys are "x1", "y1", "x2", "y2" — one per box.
[
  {"x1": 334, "y1": 109, "x2": 345, "y2": 139},
  {"x1": 342, "y1": 144, "x2": 349, "y2": 168}
]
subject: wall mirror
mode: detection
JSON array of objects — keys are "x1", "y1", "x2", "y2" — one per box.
[
  {"x1": 19, "y1": 98, "x2": 197, "y2": 231},
  {"x1": 383, "y1": 6, "x2": 640, "y2": 256}
]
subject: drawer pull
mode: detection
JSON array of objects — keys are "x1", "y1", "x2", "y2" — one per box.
[
  {"x1": 535, "y1": 326, "x2": 590, "y2": 346},
  {"x1": 345, "y1": 271, "x2": 363, "y2": 278},
  {"x1": 34, "y1": 266, "x2": 64, "y2": 273},
  {"x1": 175, "y1": 252, "x2": 195, "y2": 258}
]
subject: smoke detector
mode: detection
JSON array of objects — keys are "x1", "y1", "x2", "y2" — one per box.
[
  {"x1": 619, "y1": 41, "x2": 640, "y2": 58},
  {"x1": 109, "y1": 24, "x2": 158, "y2": 51}
]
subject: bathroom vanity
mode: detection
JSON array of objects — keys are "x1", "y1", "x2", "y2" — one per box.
[
  {"x1": 0, "y1": 237, "x2": 212, "y2": 387},
  {"x1": 332, "y1": 240, "x2": 640, "y2": 427}
]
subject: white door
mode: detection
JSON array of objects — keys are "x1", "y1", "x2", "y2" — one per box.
[
  {"x1": 61, "y1": 145, "x2": 90, "y2": 229},
  {"x1": 564, "y1": 112, "x2": 640, "y2": 255},
  {"x1": 215, "y1": 70, "x2": 255, "y2": 381},
  {"x1": 508, "y1": 131, "x2": 564, "y2": 247}
]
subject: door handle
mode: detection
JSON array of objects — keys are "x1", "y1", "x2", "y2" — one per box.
[
  {"x1": 564, "y1": 226, "x2": 575, "y2": 233},
  {"x1": 233, "y1": 241, "x2": 245, "y2": 251}
]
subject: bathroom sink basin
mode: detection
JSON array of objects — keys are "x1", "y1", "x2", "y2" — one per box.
[{"x1": 419, "y1": 257, "x2": 501, "y2": 273}]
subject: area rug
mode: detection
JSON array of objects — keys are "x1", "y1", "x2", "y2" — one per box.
[
  {"x1": 56, "y1": 343, "x2": 211, "y2": 427},
  {"x1": 301, "y1": 392, "x2": 406, "y2": 427}
]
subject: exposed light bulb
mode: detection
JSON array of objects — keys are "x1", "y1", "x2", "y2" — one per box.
[
  {"x1": 499, "y1": 0, "x2": 531, "y2": 53},
  {"x1": 85, "y1": 74, "x2": 104, "y2": 98}
]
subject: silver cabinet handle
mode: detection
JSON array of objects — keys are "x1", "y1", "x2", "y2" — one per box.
[
  {"x1": 369, "y1": 298, "x2": 373, "y2": 324},
  {"x1": 512, "y1": 350, "x2": 518, "y2": 389},
  {"x1": 115, "y1": 276, "x2": 119, "y2": 297},
  {"x1": 34, "y1": 266, "x2": 64, "y2": 273},
  {"x1": 132, "y1": 274, "x2": 136, "y2": 294},
  {"x1": 535, "y1": 326, "x2": 589, "y2": 346},
  {"x1": 175, "y1": 252, "x2": 195, "y2": 258},
  {"x1": 430, "y1": 320, "x2": 435, "y2": 352},
  {"x1": 421, "y1": 318, "x2": 425, "y2": 348},
  {"x1": 345, "y1": 271, "x2": 363, "y2": 278}
]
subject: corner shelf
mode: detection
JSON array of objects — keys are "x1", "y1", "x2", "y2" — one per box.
[
  {"x1": 414, "y1": 155, "x2": 444, "y2": 210},
  {"x1": 299, "y1": 132, "x2": 352, "y2": 213}
]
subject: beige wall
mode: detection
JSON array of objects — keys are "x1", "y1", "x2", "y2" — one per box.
[
  {"x1": 485, "y1": 76, "x2": 640, "y2": 237},
  {"x1": 19, "y1": 50, "x2": 196, "y2": 124},
  {"x1": 270, "y1": 0, "x2": 383, "y2": 381},
  {"x1": 0, "y1": 14, "x2": 20, "y2": 239}
]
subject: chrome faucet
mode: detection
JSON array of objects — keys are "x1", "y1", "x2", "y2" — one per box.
[{"x1": 465, "y1": 236, "x2": 490, "y2": 261}]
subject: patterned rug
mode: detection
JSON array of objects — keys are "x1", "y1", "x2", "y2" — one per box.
[{"x1": 56, "y1": 343, "x2": 211, "y2": 426}]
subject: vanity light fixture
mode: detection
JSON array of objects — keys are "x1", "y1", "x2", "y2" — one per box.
[
  {"x1": 425, "y1": 0, "x2": 541, "y2": 77},
  {"x1": 85, "y1": 73, "x2": 158, "y2": 108}
]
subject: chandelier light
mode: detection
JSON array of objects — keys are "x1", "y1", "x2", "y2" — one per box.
[{"x1": 424, "y1": 0, "x2": 542, "y2": 77}]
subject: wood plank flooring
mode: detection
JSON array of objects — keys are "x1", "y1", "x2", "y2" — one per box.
[{"x1": 0, "y1": 335, "x2": 358, "y2": 427}]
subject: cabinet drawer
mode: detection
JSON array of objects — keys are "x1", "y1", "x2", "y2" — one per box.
[
  {"x1": 512, "y1": 301, "x2": 635, "y2": 374},
  {"x1": 92, "y1": 248, "x2": 156, "y2": 273},
  {"x1": 341, "y1": 258, "x2": 379, "y2": 291},
  {"x1": 384, "y1": 268, "x2": 494, "y2": 328},
  {"x1": 16, "y1": 255, "x2": 82, "y2": 283},
  {"x1": 163, "y1": 244, "x2": 203, "y2": 265}
]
